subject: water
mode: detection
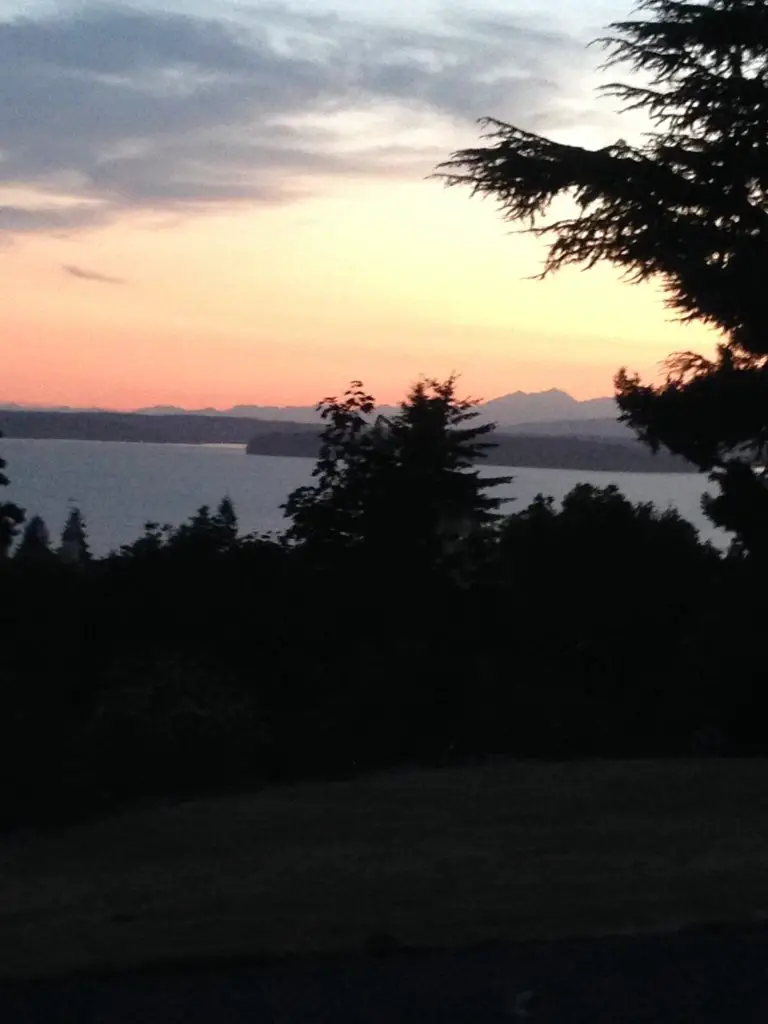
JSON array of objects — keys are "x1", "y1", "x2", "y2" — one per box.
[{"x1": 1, "y1": 438, "x2": 723, "y2": 555}]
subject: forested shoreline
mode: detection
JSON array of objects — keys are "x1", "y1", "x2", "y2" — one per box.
[{"x1": 0, "y1": 409, "x2": 693, "y2": 472}]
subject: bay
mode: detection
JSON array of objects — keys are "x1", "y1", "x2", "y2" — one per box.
[{"x1": 1, "y1": 438, "x2": 722, "y2": 556}]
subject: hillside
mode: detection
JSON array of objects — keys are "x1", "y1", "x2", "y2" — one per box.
[{"x1": 1, "y1": 760, "x2": 768, "y2": 980}]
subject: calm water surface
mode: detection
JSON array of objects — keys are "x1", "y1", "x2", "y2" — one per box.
[{"x1": 2, "y1": 439, "x2": 722, "y2": 555}]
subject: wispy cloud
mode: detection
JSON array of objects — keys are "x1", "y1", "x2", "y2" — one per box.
[
  {"x1": 0, "y1": 2, "x2": 596, "y2": 236},
  {"x1": 62, "y1": 263, "x2": 127, "y2": 285}
]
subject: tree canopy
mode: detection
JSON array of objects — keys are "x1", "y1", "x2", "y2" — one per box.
[
  {"x1": 282, "y1": 376, "x2": 511, "y2": 571},
  {"x1": 59, "y1": 506, "x2": 91, "y2": 564},
  {"x1": 435, "y1": 0, "x2": 768, "y2": 551}
]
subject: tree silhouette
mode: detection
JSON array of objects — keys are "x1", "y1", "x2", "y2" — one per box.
[
  {"x1": 0, "y1": 430, "x2": 8, "y2": 489},
  {"x1": 283, "y1": 376, "x2": 511, "y2": 571},
  {"x1": 282, "y1": 381, "x2": 378, "y2": 556},
  {"x1": 167, "y1": 498, "x2": 240, "y2": 557},
  {"x1": 16, "y1": 515, "x2": 54, "y2": 562},
  {"x1": 0, "y1": 504, "x2": 24, "y2": 559},
  {"x1": 373, "y1": 377, "x2": 511, "y2": 569},
  {"x1": 118, "y1": 520, "x2": 175, "y2": 559},
  {"x1": 212, "y1": 496, "x2": 238, "y2": 546},
  {"x1": 0, "y1": 430, "x2": 25, "y2": 558},
  {"x1": 434, "y1": 0, "x2": 768, "y2": 550},
  {"x1": 59, "y1": 506, "x2": 91, "y2": 564},
  {"x1": 117, "y1": 498, "x2": 240, "y2": 561}
]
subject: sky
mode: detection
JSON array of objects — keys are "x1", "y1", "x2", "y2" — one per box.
[{"x1": 2, "y1": 0, "x2": 717, "y2": 409}]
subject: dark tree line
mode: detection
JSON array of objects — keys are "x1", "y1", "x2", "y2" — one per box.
[{"x1": 0, "y1": 378, "x2": 760, "y2": 829}]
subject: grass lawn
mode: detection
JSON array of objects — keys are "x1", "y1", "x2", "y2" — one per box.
[{"x1": 2, "y1": 759, "x2": 768, "y2": 980}]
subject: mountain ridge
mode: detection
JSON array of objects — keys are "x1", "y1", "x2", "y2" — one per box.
[
  {"x1": 3, "y1": 389, "x2": 617, "y2": 426},
  {"x1": 135, "y1": 389, "x2": 618, "y2": 425}
]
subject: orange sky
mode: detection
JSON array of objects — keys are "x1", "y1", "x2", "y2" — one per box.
[
  {"x1": 3, "y1": 178, "x2": 718, "y2": 409},
  {"x1": 2, "y1": 0, "x2": 720, "y2": 411}
]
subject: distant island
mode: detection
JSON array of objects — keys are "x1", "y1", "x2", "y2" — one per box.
[
  {"x1": 245, "y1": 428, "x2": 693, "y2": 473},
  {"x1": 0, "y1": 408, "x2": 695, "y2": 473},
  {"x1": 0, "y1": 409, "x2": 318, "y2": 445}
]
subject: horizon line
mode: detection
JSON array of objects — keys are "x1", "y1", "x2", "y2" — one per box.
[{"x1": 0, "y1": 389, "x2": 617, "y2": 414}]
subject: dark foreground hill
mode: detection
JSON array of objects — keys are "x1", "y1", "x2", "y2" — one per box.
[
  {"x1": 3, "y1": 923, "x2": 766, "y2": 1024},
  {"x1": 0, "y1": 409, "x2": 694, "y2": 472},
  {"x1": 1, "y1": 759, "x2": 768, "y2": 1018}
]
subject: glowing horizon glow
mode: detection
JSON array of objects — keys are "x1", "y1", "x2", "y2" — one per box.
[{"x1": 2, "y1": 0, "x2": 720, "y2": 410}]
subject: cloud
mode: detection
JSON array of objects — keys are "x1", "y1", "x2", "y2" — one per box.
[
  {"x1": 0, "y1": 2, "x2": 594, "y2": 236},
  {"x1": 0, "y1": 203, "x2": 112, "y2": 234},
  {"x1": 62, "y1": 263, "x2": 126, "y2": 285}
]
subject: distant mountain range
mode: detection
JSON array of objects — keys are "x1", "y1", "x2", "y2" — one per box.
[
  {"x1": 3, "y1": 389, "x2": 619, "y2": 428},
  {"x1": 0, "y1": 402, "x2": 108, "y2": 414},
  {"x1": 132, "y1": 389, "x2": 619, "y2": 426}
]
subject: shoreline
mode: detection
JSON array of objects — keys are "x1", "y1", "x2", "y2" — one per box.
[{"x1": 3, "y1": 434, "x2": 700, "y2": 475}]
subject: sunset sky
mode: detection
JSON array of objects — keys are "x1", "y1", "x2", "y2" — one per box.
[{"x1": 2, "y1": 0, "x2": 717, "y2": 410}]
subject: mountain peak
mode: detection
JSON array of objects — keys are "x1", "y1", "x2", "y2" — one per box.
[{"x1": 491, "y1": 388, "x2": 576, "y2": 402}]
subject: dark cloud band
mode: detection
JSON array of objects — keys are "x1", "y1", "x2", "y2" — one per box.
[{"x1": 0, "y1": 2, "x2": 590, "y2": 235}]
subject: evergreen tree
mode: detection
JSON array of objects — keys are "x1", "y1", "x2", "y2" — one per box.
[
  {"x1": 373, "y1": 376, "x2": 511, "y2": 564},
  {"x1": 212, "y1": 496, "x2": 238, "y2": 546},
  {"x1": 59, "y1": 506, "x2": 91, "y2": 564},
  {"x1": 16, "y1": 515, "x2": 54, "y2": 562},
  {"x1": 283, "y1": 377, "x2": 511, "y2": 570},
  {"x1": 166, "y1": 497, "x2": 239, "y2": 556},
  {"x1": 435, "y1": 0, "x2": 768, "y2": 551},
  {"x1": 118, "y1": 521, "x2": 175, "y2": 559},
  {"x1": 117, "y1": 498, "x2": 239, "y2": 561}
]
